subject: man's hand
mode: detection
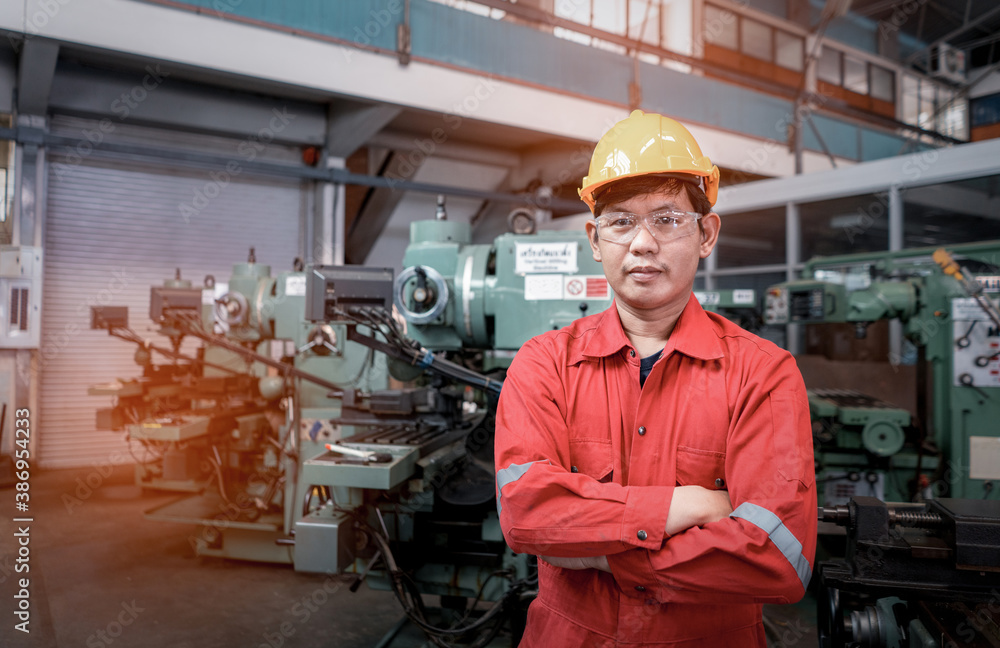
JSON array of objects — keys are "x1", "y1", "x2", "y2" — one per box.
[
  {"x1": 541, "y1": 555, "x2": 611, "y2": 572},
  {"x1": 666, "y1": 486, "x2": 733, "y2": 536}
]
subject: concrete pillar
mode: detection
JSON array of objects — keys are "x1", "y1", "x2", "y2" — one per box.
[
  {"x1": 11, "y1": 116, "x2": 47, "y2": 248},
  {"x1": 786, "y1": 201, "x2": 802, "y2": 354},
  {"x1": 313, "y1": 157, "x2": 346, "y2": 266},
  {"x1": 704, "y1": 245, "x2": 717, "y2": 291},
  {"x1": 3, "y1": 116, "x2": 46, "y2": 460}
]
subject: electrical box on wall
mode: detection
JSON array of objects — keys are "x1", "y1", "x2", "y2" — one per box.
[
  {"x1": 930, "y1": 43, "x2": 966, "y2": 84},
  {"x1": 0, "y1": 246, "x2": 42, "y2": 348}
]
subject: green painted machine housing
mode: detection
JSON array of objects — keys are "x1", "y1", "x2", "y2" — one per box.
[
  {"x1": 766, "y1": 241, "x2": 1000, "y2": 501},
  {"x1": 694, "y1": 289, "x2": 758, "y2": 312},
  {"x1": 808, "y1": 390, "x2": 911, "y2": 457},
  {"x1": 221, "y1": 262, "x2": 388, "y2": 410},
  {"x1": 399, "y1": 220, "x2": 613, "y2": 355}
]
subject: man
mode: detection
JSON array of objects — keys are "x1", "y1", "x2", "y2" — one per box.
[{"x1": 495, "y1": 110, "x2": 816, "y2": 647}]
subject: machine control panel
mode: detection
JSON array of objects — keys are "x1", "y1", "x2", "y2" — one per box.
[{"x1": 952, "y1": 296, "x2": 1000, "y2": 388}]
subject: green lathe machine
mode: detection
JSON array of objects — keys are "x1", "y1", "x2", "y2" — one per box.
[
  {"x1": 766, "y1": 241, "x2": 1000, "y2": 505},
  {"x1": 90, "y1": 208, "x2": 612, "y2": 646},
  {"x1": 766, "y1": 242, "x2": 1000, "y2": 648}
]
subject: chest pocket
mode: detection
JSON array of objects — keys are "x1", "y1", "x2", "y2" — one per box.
[
  {"x1": 675, "y1": 446, "x2": 727, "y2": 490},
  {"x1": 569, "y1": 439, "x2": 613, "y2": 483}
]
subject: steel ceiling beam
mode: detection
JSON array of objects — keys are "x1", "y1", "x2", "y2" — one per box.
[
  {"x1": 905, "y1": 4, "x2": 1000, "y2": 64},
  {"x1": 16, "y1": 39, "x2": 59, "y2": 116},
  {"x1": 0, "y1": 124, "x2": 583, "y2": 212},
  {"x1": 717, "y1": 137, "x2": 1000, "y2": 213}
]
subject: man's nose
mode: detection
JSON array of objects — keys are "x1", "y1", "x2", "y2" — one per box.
[{"x1": 629, "y1": 218, "x2": 659, "y2": 252}]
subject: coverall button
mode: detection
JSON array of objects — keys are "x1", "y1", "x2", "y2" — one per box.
[
  {"x1": 638, "y1": 426, "x2": 646, "y2": 436},
  {"x1": 715, "y1": 478, "x2": 725, "y2": 488},
  {"x1": 629, "y1": 349, "x2": 636, "y2": 357},
  {"x1": 635, "y1": 585, "x2": 646, "y2": 592},
  {"x1": 571, "y1": 466, "x2": 578, "y2": 473},
  {"x1": 637, "y1": 529, "x2": 647, "y2": 541}
]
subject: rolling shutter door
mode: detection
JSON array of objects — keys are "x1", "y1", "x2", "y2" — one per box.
[{"x1": 41, "y1": 120, "x2": 305, "y2": 468}]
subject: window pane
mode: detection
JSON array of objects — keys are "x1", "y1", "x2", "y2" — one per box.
[
  {"x1": 945, "y1": 99, "x2": 968, "y2": 140},
  {"x1": 593, "y1": 0, "x2": 626, "y2": 35},
  {"x1": 901, "y1": 74, "x2": 920, "y2": 125},
  {"x1": 936, "y1": 88, "x2": 967, "y2": 139},
  {"x1": 817, "y1": 46, "x2": 841, "y2": 84},
  {"x1": 870, "y1": 65, "x2": 894, "y2": 102},
  {"x1": 715, "y1": 207, "x2": 786, "y2": 269},
  {"x1": 800, "y1": 194, "x2": 889, "y2": 260},
  {"x1": 592, "y1": 38, "x2": 628, "y2": 55},
  {"x1": 775, "y1": 31, "x2": 803, "y2": 71},
  {"x1": 629, "y1": 0, "x2": 659, "y2": 47},
  {"x1": 741, "y1": 19, "x2": 773, "y2": 61},
  {"x1": 936, "y1": 86, "x2": 954, "y2": 128},
  {"x1": 553, "y1": 26, "x2": 593, "y2": 46},
  {"x1": 704, "y1": 5, "x2": 737, "y2": 49},
  {"x1": 555, "y1": 0, "x2": 591, "y2": 24},
  {"x1": 920, "y1": 84, "x2": 936, "y2": 129},
  {"x1": 0, "y1": 167, "x2": 6, "y2": 224},
  {"x1": 844, "y1": 57, "x2": 868, "y2": 95},
  {"x1": 971, "y1": 93, "x2": 1000, "y2": 128}
]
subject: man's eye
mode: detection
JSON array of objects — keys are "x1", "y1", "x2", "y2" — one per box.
[
  {"x1": 609, "y1": 217, "x2": 634, "y2": 228},
  {"x1": 651, "y1": 216, "x2": 680, "y2": 227}
]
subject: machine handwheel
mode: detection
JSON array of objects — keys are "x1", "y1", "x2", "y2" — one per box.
[
  {"x1": 393, "y1": 265, "x2": 450, "y2": 324},
  {"x1": 818, "y1": 582, "x2": 848, "y2": 648}
]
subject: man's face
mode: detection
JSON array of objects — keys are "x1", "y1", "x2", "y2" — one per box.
[{"x1": 585, "y1": 187, "x2": 720, "y2": 315}]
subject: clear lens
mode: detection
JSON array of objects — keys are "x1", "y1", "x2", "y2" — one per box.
[{"x1": 595, "y1": 210, "x2": 701, "y2": 244}]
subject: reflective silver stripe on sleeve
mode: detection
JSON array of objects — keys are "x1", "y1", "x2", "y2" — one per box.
[
  {"x1": 730, "y1": 502, "x2": 812, "y2": 591},
  {"x1": 496, "y1": 461, "x2": 545, "y2": 516}
]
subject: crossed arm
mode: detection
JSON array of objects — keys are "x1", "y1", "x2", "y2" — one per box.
[{"x1": 540, "y1": 486, "x2": 734, "y2": 571}]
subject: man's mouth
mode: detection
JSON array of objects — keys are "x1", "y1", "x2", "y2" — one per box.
[{"x1": 626, "y1": 266, "x2": 663, "y2": 281}]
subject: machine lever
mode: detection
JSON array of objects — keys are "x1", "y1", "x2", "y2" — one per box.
[{"x1": 935, "y1": 248, "x2": 1000, "y2": 330}]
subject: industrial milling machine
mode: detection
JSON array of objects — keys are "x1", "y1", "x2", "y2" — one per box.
[
  {"x1": 90, "y1": 209, "x2": 613, "y2": 647},
  {"x1": 766, "y1": 241, "x2": 1000, "y2": 648},
  {"x1": 766, "y1": 241, "x2": 1000, "y2": 505}
]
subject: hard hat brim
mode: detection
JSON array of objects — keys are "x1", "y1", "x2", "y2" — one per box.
[{"x1": 580, "y1": 167, "x2": 719, "y2": 210}]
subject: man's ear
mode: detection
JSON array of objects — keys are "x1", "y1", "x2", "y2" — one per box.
[
  {"x1": 585, "y1": 220, "x2": 602, "y2": 262},
  {"x1": 699, "y1": 212, "x2": 721, "y2": 259}
]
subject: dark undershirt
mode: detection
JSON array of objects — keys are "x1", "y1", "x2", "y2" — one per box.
[{"x1": 639, "y1": 350, "x2": 663, "y2": 388}]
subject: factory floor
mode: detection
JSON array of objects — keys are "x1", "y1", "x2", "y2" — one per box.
[{"x1": 0, "y1": 465, "x2": 819, "y2": 648}]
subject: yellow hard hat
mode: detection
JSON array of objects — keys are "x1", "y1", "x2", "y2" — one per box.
[{"x1": 579, "y1": 110, "x2": 720, "y2": 210}]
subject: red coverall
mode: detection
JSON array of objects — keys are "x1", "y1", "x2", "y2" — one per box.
[{"x1": 495, "y1": 294, "x2": 816, "y2": 647}]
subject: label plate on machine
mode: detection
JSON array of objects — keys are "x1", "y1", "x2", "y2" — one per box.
[
  {"x1": 285, "y1": 275, "x2": 307, "y2": 296},
  {"x1": 515, "y1": 242, "x2": 578, "y2": 274},
  {"x1": 970, "y1": 436, "x2": 1000, "y2": 480}
]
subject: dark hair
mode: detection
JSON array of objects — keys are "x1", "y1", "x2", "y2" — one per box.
[
  {"x1": 593, "y1": 175, "x2": 711, "y2": 217},
  {"x1": 591, "y1": 175, "x2": 711, "y2": 243}
]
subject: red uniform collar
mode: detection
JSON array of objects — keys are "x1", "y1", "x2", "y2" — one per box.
[{"x1": 578, "y1": 293, "x2": 725, "y2": 362}]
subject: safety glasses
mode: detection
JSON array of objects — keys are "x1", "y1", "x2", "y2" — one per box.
[{"x1": 594, "y1": 210, "x2": 702, "y2": 245}]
